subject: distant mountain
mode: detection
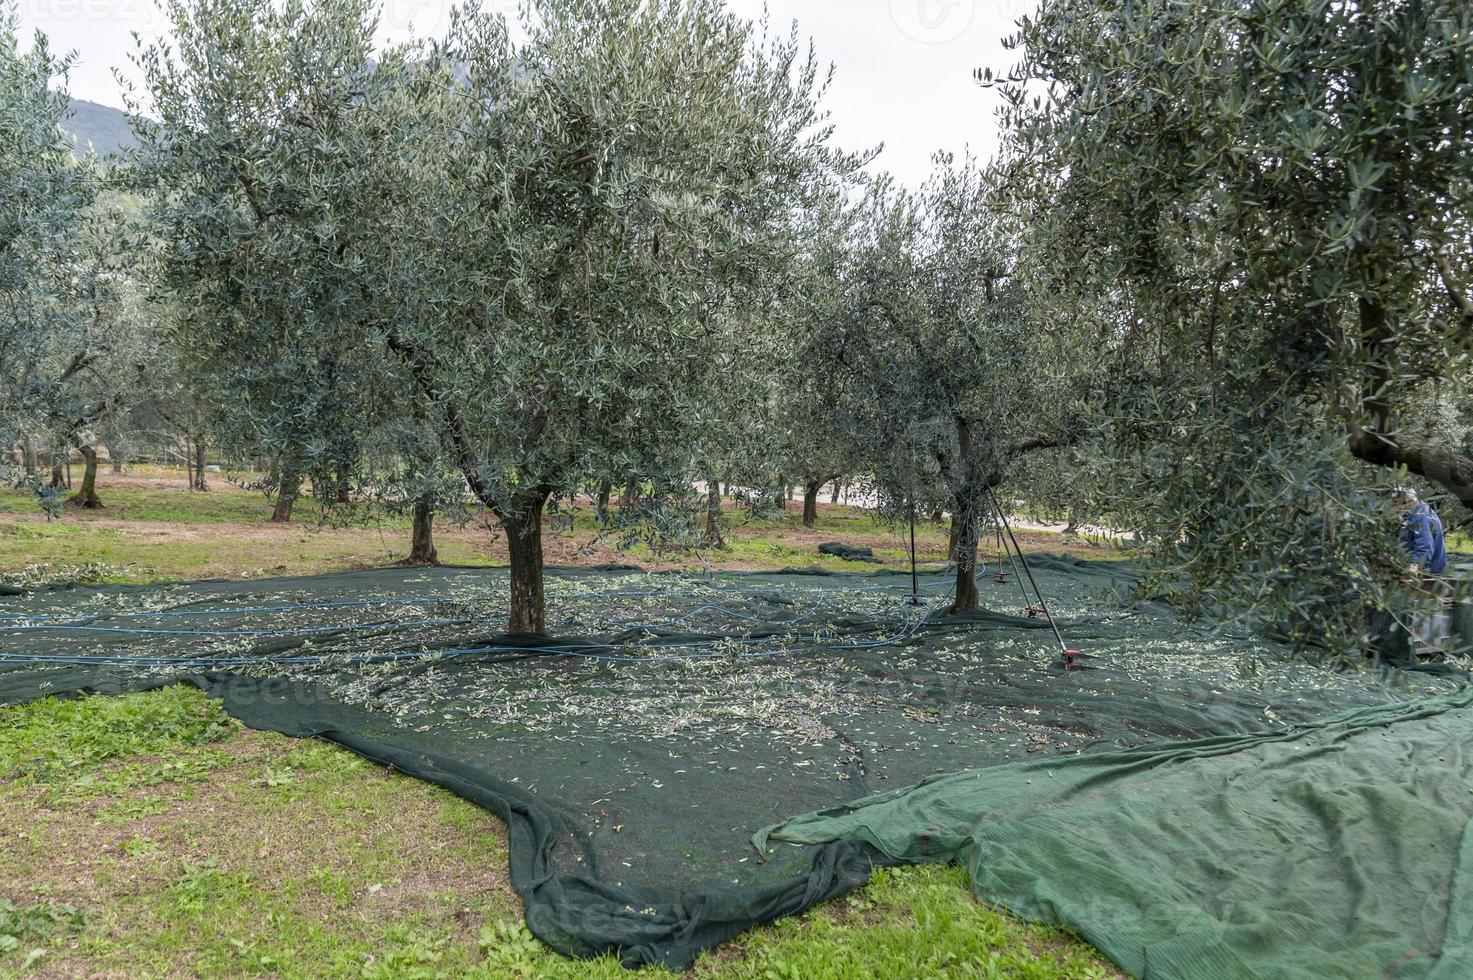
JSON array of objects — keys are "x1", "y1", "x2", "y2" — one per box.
[{"x1": 60, "y1": 98, "x2": 136, "y2": 158}]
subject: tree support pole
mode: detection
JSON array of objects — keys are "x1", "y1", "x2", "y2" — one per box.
[
  {"x1": 907, "y1": 498, "x2": 925, "y2": 607},
  {"x1": 983, "y1": 485, "x2": 1084, "y2": 669}
]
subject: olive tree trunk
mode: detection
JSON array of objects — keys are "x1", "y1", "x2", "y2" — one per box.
[
  {"x1": 944, "y1": 416, "x2": 984, "y2": 615},
  {"x1": 192, "y1": 437, "x2": 209, "y2": 491},
  {"x1": 801, "y1": 480, "x2": 822, "y2": 528},
  {"x1": 705, "y1": 479, "x2": 724, "y2": 544},
  {"x1": 950, "y1": 495, "x2": 981, "y2": 614},
  {"x1": 407, "y1": 494, "x2": 439, "y2": 565},
  {"x1": 503, "y1": 494, "x2": 549, "y2": 635},
  {"x1": 595, "y1": 479, "x2": 612, "y2": 523},
  {"x1": 70, "y1": 445, "x2": 104, "y2": 509},
  {"x1": 271, "y1": 465, "x2": 301, "y2": 523}
]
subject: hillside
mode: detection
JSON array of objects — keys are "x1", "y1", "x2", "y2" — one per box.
[{"x1": 60, "y1": 97, "x2": 136, "y2": 157}]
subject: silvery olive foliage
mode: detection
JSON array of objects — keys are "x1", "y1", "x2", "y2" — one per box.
[
  {"x1": 988, "y1": 0, "x2": 1473, "y2": 653},
  {"x1": 347, "y1": 0, "x2": 852, "y2": 631},
  {"x1": 806, "y1": 158, "x2": 1077, "y2": 613},
  {"x1": 0, "y1": 5, "x2": 85, "y2": 306},
  {"x1": 128, "y1": 0, "x2": 412, "y2": 521},
  {"x1": 132, "y1": 0, "x2": 851, "y2": 631},
  {"x1": 0, "y1": 11, "x2": 150, "y2": 513}
]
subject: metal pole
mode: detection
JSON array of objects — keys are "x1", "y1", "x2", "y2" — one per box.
[
  {"x1": 984, "y1": 485, "x2": 1069, "y2": 657},
  {"x1": 994, "y1": 506, "x2": 1035, "y2": 611},
  {"x1": 908, "y1": 499, "x2": 924, "y2": 605}
]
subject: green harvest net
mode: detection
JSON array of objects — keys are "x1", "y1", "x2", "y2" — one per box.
[
  {"x1": 759, "y1": 689, "x2": 1473, "y2": 979},
  {"x1": 0, "y1": 556, "x2": 1462, "y2": 970}
]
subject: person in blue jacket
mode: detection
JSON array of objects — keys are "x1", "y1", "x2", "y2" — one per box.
[
  {"x1": 1399, "y1": 488, "x2": 1449, "y2": 657},
  {"x1": 1399, "y1": 488, "x2": 1447, "y2": 575}
]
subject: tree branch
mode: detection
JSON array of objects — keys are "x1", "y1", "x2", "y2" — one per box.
[
  {"x1": 385, "y1": 328, "x2": 503, "y2": 518},
  {"x1": 1348, "y1": 425, "x2": 1473, "y2": 510},
  {"x1": 237, "y1": 172, "x2": 270, "y2": 225},
  {"x1": 1435, "y1": 256, "x2": 1473, "y2": 338},
  {"x1": 58, "y1": 351, "x2": 94, "y2": 383}
]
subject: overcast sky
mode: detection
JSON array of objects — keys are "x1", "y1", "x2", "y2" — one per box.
[{"x1": 14, "y1": 0, "x2": 1025, "y2": 187}]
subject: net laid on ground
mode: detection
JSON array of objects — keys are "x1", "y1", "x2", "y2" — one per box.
[
  {"x1": 760, "y1": 688, "x2": 1473, "y2": 979},
  {"x1": 0, "y1": 557, "x2": 1461, "y2": 970}
]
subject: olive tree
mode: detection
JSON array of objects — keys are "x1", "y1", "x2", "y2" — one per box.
[
  {"x1": 812, "y1": 161, "x2": 1075, "y2": 613},
  {"x1": 768, "y1": 191, "x2": 866, "y2": 528},
  {"x1": 0, "y1": 13, "x2": 127, "y2": 509},
  {"x1": 989, "y1": 0, "x2": 1473, "y2": 648},
  {"x1": 366, "y1": 0, "x2": 846, "y2": 632},
  {"x1": 129, "y1": 0, "x2": 415, "y2": 526},
  {"x1": 11, "y1": 202, "x2": 155, "y2": 509}
]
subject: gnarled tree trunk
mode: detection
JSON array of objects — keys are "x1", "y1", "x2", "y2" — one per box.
[
  {"x1": 70, "y1": 445, "x2": 103, "y2": 509},
  {"x1": 705, "y1": 479, "x2": 724, "y2": 544},
  {"x1": 272, "y1": 464, "x2": 301, "y2": 524},
  {"x1": 407, "y1": 494, "x2": 439, "y2": 565},
  {"x1": 503, "y1": 493, "x2": 550, "y2": 635},
  {"x1": 950, "y1": 494, "x2": 981, "y2": 614},
  {"x1": 801, "y1": 480, "x2": 822, "y2": 528},
  {"x1": 192, "y1": 437, "x2": 209, "y2": 491},
  {"x1": 595, "y1": 479, "x2": 612, "y2": 523},
  {"x1": 940, "y1": 415, "x2": 984, "y2": 615}
]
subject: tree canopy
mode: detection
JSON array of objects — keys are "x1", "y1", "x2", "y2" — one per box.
[{"x1": 988, "y1": 0, "x2": 1473, "y2": 648}]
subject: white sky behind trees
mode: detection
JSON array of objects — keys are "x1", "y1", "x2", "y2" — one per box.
[{"x1": 15, "y1": 0, "x2": 1023, "y2": 187}]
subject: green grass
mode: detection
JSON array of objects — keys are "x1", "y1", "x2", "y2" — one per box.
[
  {"x1": 0, "y1": 471, "x2": 290, "y2": 524},
  {"x1": 0, "y1": 517, "x2": 504, "y2": 585},
  {"x1": 0, "y1": 688, "x2": 1118, "y2": 978},
  {"x1": 1, "y1": 472, "x2": 1124, "y2": 586},
  {"x1": 0, "y1": 482, "x2": 504, "y2": 584}
]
